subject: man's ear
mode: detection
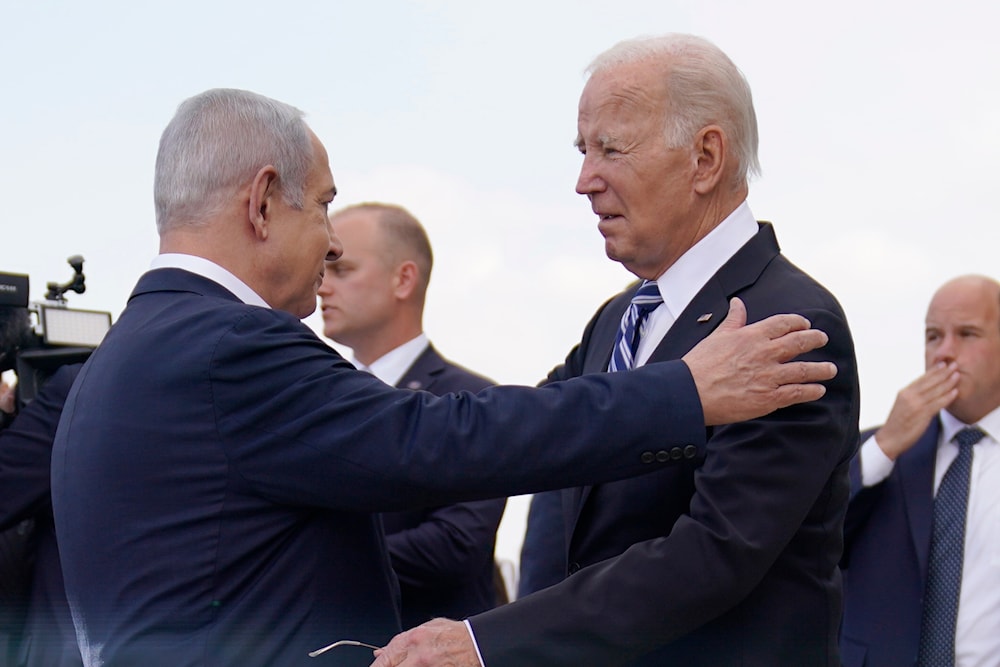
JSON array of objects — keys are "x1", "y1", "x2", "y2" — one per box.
[
  {"x1": 394, "y1": 261, "x2": 419, "y2": 300},
  {"x1": 248, "y1": 165, "x2": 280, "y2": 241},
  {"x1": 692, "y1": 125, "x2": 727, "y2": 195}
]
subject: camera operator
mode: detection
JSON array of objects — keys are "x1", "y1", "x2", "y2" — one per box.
[
  {"x1": 0, "y1": 307, "x2": 32, "y2": 427},
  {"x1": 0, "y1": 301, "x2": 86, "y2": 666},
  {"x1": 0, "y1": 358, "x2": 83, "y2": 666}
]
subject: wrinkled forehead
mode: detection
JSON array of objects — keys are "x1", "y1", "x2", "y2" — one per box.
[{"x1": 580, "y1": 62, "x2": 667, "y2": 111}]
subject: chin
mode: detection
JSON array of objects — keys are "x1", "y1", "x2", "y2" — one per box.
[
  {"x1": 604, "y1": 242, "x2": 623, "y2": 263},
  {"x1": 295, "y1": 302, "x2": 317, "y2": 319}
]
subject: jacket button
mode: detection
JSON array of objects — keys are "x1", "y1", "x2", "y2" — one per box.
[
  {"x1": 656, "y1": 450, "x2": 670, "y2": 463},
  {"x1": 683, "y1": 445, "x2": 698, "y2": 459},
  {"x1": 641, "y1": 451, "x2": 655, "y2": 464}
]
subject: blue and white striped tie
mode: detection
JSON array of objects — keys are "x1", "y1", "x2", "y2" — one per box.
[{"x1": 608, "y1": 280, "x2": 663, "y2": 372}]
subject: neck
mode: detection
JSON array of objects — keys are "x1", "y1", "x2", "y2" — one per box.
[{"x1": 160, "y1": 218, "x2": 266, "y2": 304}]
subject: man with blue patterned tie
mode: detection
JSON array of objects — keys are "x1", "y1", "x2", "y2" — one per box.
[
  {"x1": 841, "y1": 275, "x2": 1000, "y2": 667},
  {"x1": 373, "y1": 32, "x2": 859, "y2": 667}
]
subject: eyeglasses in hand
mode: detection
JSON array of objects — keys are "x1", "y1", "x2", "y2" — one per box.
[{"x1": 309, "y1": 639, "x2": 381, "y2": 658}]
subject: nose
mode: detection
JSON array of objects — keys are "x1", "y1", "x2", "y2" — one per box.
[
  {"x1": 930, "y1": 333, "x2": 957, "y2": 365},
  {"x1": 326, "y1": 221, "x2": 343, "y2": 262},
  {"x1": 317, "y1": 271, "x2": 333, "y2": 297},
  {"x1": 575, "y1": 153, "x2": 604, "y2": 197}
]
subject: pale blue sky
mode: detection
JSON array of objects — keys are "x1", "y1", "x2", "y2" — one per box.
[{"x1": 3, "y1": 0, "x2": 999, "y2": 563}]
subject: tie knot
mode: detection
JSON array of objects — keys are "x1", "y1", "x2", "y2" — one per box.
[
  {"x1": 954, "y1": 426, "x2": 986, "y2": 449},
  {"x1": 631, "y1": 280, "x2": 663, "y2": 313}
]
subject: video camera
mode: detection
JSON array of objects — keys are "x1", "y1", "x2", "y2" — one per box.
[{"x1": 0, "y1": 256, "x2": 112, "y2": 408}]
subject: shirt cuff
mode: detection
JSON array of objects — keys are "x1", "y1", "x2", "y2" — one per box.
[
  {"x1": 463, "y1": 619, "x2": 487, "y2": 667},
  {"x1": 859, "y1": 434, "x2": 895, "y2": 486}
]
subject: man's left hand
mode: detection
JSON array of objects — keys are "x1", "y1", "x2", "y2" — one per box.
[{"x1": 370, "y1": 618, "x2": 480, "y2": 667}]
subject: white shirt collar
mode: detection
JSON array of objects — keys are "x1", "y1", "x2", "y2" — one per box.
[
  {"x1": 355, "y1": 333, "x2": 429, "y2": 387},
  {"x1": 149, "y1": 254, "x2": 269, "y2": 308},
  {"x1": 940, "y1": 404, "x2": 1000, "y2": 445}
]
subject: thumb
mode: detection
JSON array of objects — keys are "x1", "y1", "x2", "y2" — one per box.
[{"x1": 718, "y1": 297, "x2": 747, "y2": 331}]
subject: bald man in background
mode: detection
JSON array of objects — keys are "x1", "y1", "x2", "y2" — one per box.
[{"x1": 841, "y1": 275, "x2": 1000, "y2": 667}]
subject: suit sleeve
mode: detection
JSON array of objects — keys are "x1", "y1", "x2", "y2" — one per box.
[
  {"x1": 517, "y1": 490, "x2": 568, "y2": 596},
  {"x1": 469, "y1": 305, "x2": 859, "y2": 666},
  {"x1": 0, "y1": 364, "x2": 80, "y2": 530},
  {"x1": 210, "y1": 309, "x2": 707, "y2": 513},
  {"x1": 386, "y1": 498, "x2": 507, "y2": 587}
]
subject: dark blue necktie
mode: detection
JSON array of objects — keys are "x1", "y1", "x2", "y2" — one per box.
[
  {"x1": 917, "y1": 425, "x2": 986, "y2": 666},
  {"x1": 608, "y1": 281, "x2": 663, "y2": 372}
]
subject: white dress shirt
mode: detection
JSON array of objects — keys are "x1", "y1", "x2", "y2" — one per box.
[{"x1": 860, "y1": 406, "x2": 1000, "y2": 667}]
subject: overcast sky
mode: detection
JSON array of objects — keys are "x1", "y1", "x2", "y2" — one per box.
[{"x1": 3, "y1": 0, "x2": 999, "y2": 566}]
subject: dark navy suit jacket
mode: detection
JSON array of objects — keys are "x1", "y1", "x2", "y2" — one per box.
[
  {"x1": 380, "y1": 345, "x2": 506, "y2": 628},
  {"x1": 0, "y1": 363, "x2": 83, "y2": 667},
  {"x1": 840, "y1": 423, "x2": 941, "y2": 667},
  {"x1": 471, "y1": 223, "x2": 860, "y2": 667},
  {"x1": 50, "y1": 268, "x2": 708, "y2": 667},
  {"x1": 516, "y1": 489, "x2": 567, "y2": 597}
]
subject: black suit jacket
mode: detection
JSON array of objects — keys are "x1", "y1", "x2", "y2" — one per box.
[
  {"x1": 839, "y1": 423, "x2": 940, "y2": 667},
  {"x1": 516, "y1": 489, "x2": 567, "y2": 597},
  {"x1": 471, "y1": 223, "x2": 860, "y2": 666},
  {"x1": 0, "y1": 364, "x2": 83, "y2": 667},
  {"x1": 50, "y1": 268, "x2": 710, "y2": 667},
  {"x1": 380, "y1": 345, "x2": 506, "y2": 628}
]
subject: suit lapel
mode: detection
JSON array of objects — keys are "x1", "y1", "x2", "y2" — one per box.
[
  {"x1": 566, "y1": 289, "x2": 636, "y2": 529},
  {"x1": 570, "y1": 223, "x2": 781, "y2": 534},
  {"x1": 898, "y1": 419, "x2": 941, "y2": 577},
  {"x1": 648, "y1": 222, "x2": 779, "y2": 363},
  {"x1": 396, "y1": 344, "x2": 445, "y2": 391},
  {"x1": 648, "y1": 278, "x2": 729, "y2": 363}
]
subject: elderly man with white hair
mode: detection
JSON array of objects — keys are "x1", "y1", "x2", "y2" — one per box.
[{"x1": 374, "y1": 32, "x2": 859, "y2": 667}]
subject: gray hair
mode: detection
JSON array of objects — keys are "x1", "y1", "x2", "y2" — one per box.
[
  {"x1": 154, "y1": 88, "x2": 314, "y2": 233},
  {"x1": 587, "y1": 34, "x2": 761, "y2": 186}
]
